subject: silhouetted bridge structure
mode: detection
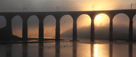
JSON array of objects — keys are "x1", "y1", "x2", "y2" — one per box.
[{"x1": 0, "y1": 9, "x2": 136, "y2": 42}]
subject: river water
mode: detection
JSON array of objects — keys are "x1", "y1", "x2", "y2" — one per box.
[{"x1": 0, "y1": 40, "x2": 135, "y2": 57}]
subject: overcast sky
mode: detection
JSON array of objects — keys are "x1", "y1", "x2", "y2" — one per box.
[{"x1": 0, "y1": 0, "x2": 136, "y2": 12}]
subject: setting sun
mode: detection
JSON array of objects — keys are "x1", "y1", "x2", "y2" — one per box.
[
  {"x1": 94, "y1": 14, "x2": 109, "y2": 26},
  {"x1": 94, "y1": 14, "x2": 102, "y2": 26},
  {"x1": 95, "y1": 14, "x2": 101, "y2": 21}
]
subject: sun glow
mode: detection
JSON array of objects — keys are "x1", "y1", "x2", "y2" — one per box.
[
  {"x1": 94, "y1": 14, "x2": 109, "y2": 26},
  {"x1": 94, "y1": 14, "x2": 102, "y2": 26},
  {"x1": 95, "y1": 14, "x2": 101, "y2": 21}
]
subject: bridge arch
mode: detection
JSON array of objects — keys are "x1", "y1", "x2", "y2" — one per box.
[
  {"x1": 113, "y1": 13, "x2": 129, "y2": 40},
  {"x1": 60, "y1": 14, "x2": 73, "y2": 40},
  {"x1": 61, "y1": 14, "x2": 73, "y2": 19},
  {"x1": 27, "y1": 15, "x2": 39, "y2": 38},
  {"x1": 43, "y1": 15, "x2": 56, "y2": 39},
  {"x1": 77, "y1": 14, "x2": 91, "y2": 40},
  {"x1": 113, "y1": 13, "x2": 129, "y2": 20},
  {"x1": 12, "y1": 15, "x2": 23, "y2": 38},
  {"x1": 95, "y1": 13, "x2": 110, "y2": 18},
  {"x1": 0, "y1": 16, "x2": 6, "y2": 28}
]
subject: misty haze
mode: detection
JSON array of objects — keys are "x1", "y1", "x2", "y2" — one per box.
[{"x1": 1, "y1": 0, "x2": 136, "y2": 57}]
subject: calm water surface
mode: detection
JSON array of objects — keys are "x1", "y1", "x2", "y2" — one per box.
[{"x1": 0, "y1": 40, "x2": 135, "y2": 57}]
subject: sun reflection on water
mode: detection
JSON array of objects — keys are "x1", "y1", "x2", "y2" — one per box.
[
  {"x1": 94, "y1": 44, "x2": 109, "y2": 57},
  {"x1": 94, "y1": 44, "x2": 98, "y2": 57}
]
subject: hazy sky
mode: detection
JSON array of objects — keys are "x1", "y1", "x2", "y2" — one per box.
[
  {"x1": 0, "y1": 0, "x2": 136, "y2": 40},
  {"x1": 0, "y1": 0, "x2": 135, "y2": 12}
]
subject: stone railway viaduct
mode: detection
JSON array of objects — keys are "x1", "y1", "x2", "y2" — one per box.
[{"x1": 0, "y1": 9, "x2": 136, "y2": 42}]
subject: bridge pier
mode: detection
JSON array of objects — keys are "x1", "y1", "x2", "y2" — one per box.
[
  {"x1": 109, "y1": 18, "x2": 113, "y2": 42},
  {"x1": 22, "y1": 17, "x2": 28, "y2": 41},
  {"x1": 56, "y1": 19, "x2": 60, "y2": 40},
  {"x1": 129, "y1": 18, "x2": 133, "y2": 42},
  {"x1": 91, "y1": 16, "x2": 95, "y2": 42},
  {"x1": 6, "y1": 18, "x2": 12, "y2": 40},
  {"x1": 73, "y1": 19, "x2": 77, "y2": 41},
  {"x1": 39, "y1": 19, "x2": 44, "y2": 42}
]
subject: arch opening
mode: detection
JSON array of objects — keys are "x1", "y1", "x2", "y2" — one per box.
[
  {"x1": 113, "y1": 13, "x2": 129, "y2": 40},
  {"x1": 44, "y1": 15, "x2": 56, "y2": 39},
  {"x1": 12, "y1": 16, "x2": 23, "y2": 38},
  {"x1": 28, "y1": 15, "x2": 39, "y2": 38},
  {"x1": 0, "y1": 16, "x2": 6, "y2": 28},
  {"x1": 77, "y1": 14, "x2": 91, "y2": 41},
  {"x1": 94, "y1": 14, "x2": 110, "y2": 41},
  {"x1": 60, "y1": 14, "x2": 73, "y2": 40}
]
